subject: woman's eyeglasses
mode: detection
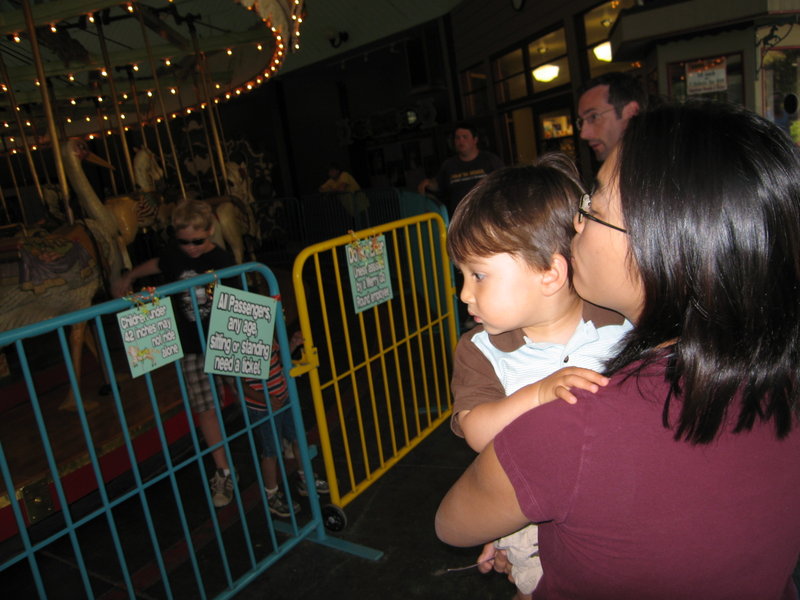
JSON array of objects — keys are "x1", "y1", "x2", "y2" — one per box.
[
  {"x1": 577, "y1": 194, "x2": 628, "y2": 234},
  {"x1": 177, "y1": 237, "x2": 208, "y2": 246}
]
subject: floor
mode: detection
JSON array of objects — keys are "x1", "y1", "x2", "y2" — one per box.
[
  {"x1": 0, "y1": 413, "x2": 515, "y2": 600},
  {"x1": 237, "y1": 421, "x2": 515, "y2": 600}
]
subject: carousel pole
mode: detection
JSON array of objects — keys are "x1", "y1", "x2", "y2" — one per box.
[
  {"x1": 150, "y1": 108, "x2": 168, "y2": 185},
  {"x1": 125, "y1": 66, "x2": 149, "y2": 153},
  {"x1": 0, "y1": 51, "x2": 44, "y2": 220},
  {"x1": 187, "y1": 16, "x2": 229, "y2": 194},
  {"x1": 133, "y1": 1, "x2": 187, "y2": 201},
  {"x1": 94, "y1": 15, "x2": 134, "y2": 190},
  {"x1": 177, "y1": 84, "x2": 219, "y2": 196},
  {"x1": 26, "y1": 107, "x2": 52, "y2": 186},
  {"x1": 176, "y1": 104, "x2": 207, "y2": 195},
  {"x1": 1, "y1": 137, "x2": 24, "y2": 223},
  {"x1": 140, "y1": 89, "x2": 168, "y2": 180},
  {"x1": 196, "y1": 100, "x2": 221, "y2": 195},
  {"x1": 21, "y1": 0, "x2": 72, "y2": 223},
  {"x1": 0, "y1": 177, "x2": 10, "y2": 224},
  {"x1": 96, "y1": 102, "x2": 119, "y2": 195}
]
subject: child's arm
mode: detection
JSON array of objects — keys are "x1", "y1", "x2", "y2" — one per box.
[
  {"x1": 112, "y1": 258, "x2": 161, "y2": 298},
  {"x1": 459, "y1": 367, "x2": 609, "y2": 453},
  {"x1": 450, "y1": 332, "x2": 507, "y2": 438}
]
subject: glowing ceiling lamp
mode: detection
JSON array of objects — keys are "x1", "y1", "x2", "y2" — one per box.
[
  {"x1": 593, "y1": 41, "x2": 613, "y2": 62},
  {"x1": 532, "y1": 64, "x2": 560, "y2": 82}
]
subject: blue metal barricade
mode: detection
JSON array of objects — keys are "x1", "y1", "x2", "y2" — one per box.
[{"x1": 0, "y1": 262, "x2": 380, "y2": 599}]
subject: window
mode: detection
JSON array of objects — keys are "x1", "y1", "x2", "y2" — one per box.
[
  {"x1": 503, "y1": 107, "x2": 537, "y2": 165},
  {"x1": 583, "y1": 0, "x2": 637, "y2": 77},
  {"x1": 461, "y1": 64, "x2": 489, "y2": 117},
  {"x1": 667, "y1": 53, "x2": 743, "y2": 106},
  {"x1": 528, "y1": 29, "x2": 570, "y2": 93},
  {"x1": 758, "y1": 24, "x2": 800, "y2": 143},
  {"x1": 493, "y1": 48, "x2": 528, "y2": 104},
  {"x1": 538, "y1": 108, "x2": 576, "y2": 160}
]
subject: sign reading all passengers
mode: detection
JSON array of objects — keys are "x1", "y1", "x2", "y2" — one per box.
[
  {"x1": 346, "y1": 234, "x2": 393, "y2": 313},
  {"x1": 203, "y1": 284, "x2": 277, "y2": 377}
]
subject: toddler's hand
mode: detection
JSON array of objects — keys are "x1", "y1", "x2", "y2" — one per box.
[
  {"x1": 477, "y1": 541, "x2": 498, "y2": 574},
  {"x1": 534, "y1": 367, "x2": 609, "y2": 406}
]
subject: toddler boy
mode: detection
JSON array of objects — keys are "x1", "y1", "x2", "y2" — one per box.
[{"x1": 448, "y1": 156, "x2": 631, "y2": 598}]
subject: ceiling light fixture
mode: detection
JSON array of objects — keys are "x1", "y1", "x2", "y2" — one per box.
[
  {"x1": 532, "y1": 64, "x2": 560, "y2": 82},
  {"x1": 593, "y1": 41, "x2": 613, "y2": 62}
]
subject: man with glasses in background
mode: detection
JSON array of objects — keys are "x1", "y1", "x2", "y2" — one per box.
[{"x1": 576, "y1": 71, "x2": 647, "y2": 163}]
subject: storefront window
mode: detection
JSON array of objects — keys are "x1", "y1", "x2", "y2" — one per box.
[
  {"x1": 528, "y1": 29, "x2": 570, "y2": 93},
  {"x1": 759, "y1": 34, "x2": 800, "y2": 143},
  {"x1": 538, "y1": 108, "x2": 576, "y2": 160},
  {"x1": 583, "y1": 0, "x2": 637, "y2": 77},
  {"x1": 503, "y1": 107, "x2": 537, "y2": 165},
  {"x1": 493, "y1": 48, "x2": 528, "y2": 104},
  {"x1": 667, "y1": 53, "x2": 743, "y2": 106},
  {"x1": 462, "y1": 64, "x2": 489, "y2": 117}
]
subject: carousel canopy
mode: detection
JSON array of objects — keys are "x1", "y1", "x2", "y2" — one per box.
[{"x1": 0, "y1": 0, "x2": 301, "y2": 142}]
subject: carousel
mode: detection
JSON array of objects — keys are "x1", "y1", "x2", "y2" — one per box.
[{"x1": 0, "y1": 0, "x2": 304, "y2": 545}]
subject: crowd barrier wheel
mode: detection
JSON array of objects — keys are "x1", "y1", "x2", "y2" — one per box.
[{"x1": 322, "y1": 504, "x2": 347, "y2": 531}]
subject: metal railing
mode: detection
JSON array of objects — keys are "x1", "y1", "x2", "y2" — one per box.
[
  {"x1": 0, "y1": 262, "x2": 380, "y2": 599},
  {"x1": 290, "y1": 213, "x2": 458, "y2": 517}
]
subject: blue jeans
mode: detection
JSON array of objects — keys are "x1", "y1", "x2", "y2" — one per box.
[{"x1": 248, "y1": 406, "x2": 296, "y2": 458}]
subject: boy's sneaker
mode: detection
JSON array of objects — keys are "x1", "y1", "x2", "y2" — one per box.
[
  {"x1": 297, "y1": 474, "x2": 330, "y2": 497},
  {"x1": 268, "y1": 490, "x2": 301, "y2": 518},
  {"x1": 210, "y1": 469, "x2": 233, "y2": 508}
]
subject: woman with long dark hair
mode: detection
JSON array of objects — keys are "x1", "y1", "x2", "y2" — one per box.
[{"x1": 435, "y1": 101, "x2": 800, "y2": 599}]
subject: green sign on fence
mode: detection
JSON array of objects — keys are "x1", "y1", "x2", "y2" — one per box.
[
  {"x1": 117, "y1": 298, "x2": 184, "y2": 378},
  {"x1": 203, "y1": 284, "x2": 277, "y2": 377},
  {"x1": 346, "y1": 234, "x2": 393, "y2": 313}
]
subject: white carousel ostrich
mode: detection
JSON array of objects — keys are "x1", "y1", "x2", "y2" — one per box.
[{"x1": 0, "y1": 138, "x2": 125, "y2": 410}]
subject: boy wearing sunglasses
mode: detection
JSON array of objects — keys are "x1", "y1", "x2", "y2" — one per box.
[{"x1": 113, "y1": 200, "x2": 238, "y2": 508}]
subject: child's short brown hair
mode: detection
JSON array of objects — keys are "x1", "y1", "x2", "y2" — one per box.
[
  {"x1": 446, "y1": 153, "x2": 584, "y2": 273},
  {"x1": 171, "y1": 199, "x2": 214, "y2": 232}
]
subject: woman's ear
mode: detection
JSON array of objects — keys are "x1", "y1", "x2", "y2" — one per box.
[{"x1": 540, "y1": 254, "x2": 570, "y2": 296}]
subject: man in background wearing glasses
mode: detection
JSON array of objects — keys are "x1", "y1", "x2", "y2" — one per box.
[{"x1": 576, "y1": 71, "x2": 647, "y2": 163}]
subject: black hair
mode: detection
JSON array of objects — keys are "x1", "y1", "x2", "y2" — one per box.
[
  {"x1": 452, "y1": 122, "x2": 480, "y2": 140},
  {"x1": 605, "y1": 100, "x2": 800, "y2": 444},
  {"x1": 579, "y1": 71, "x2": 648, "y2": 117}
]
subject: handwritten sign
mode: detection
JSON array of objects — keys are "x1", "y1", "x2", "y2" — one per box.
[
  {"x1": 686, "y1": 56, "x2": 727, "y2": 95},
  {"x1": 203, "y1": 284, "x2": 277, "y2": 377},
  {"x1": 117, "y1": 298, "x2": 183, "y2": 378},
  {"x1": 346, "y1": 234, "x2": 393, "y2": 313}
]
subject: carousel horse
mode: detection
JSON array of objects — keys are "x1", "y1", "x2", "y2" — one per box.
[
  {"x1": 220, "y1": 160, "x2": 261, "y2": 263},
  {"x1": 132, "y1": 147, "x2": 164, "y2": 227},
  {"x1": 154, "y1": 160, "x2": 260, "y2": 265},
  {"x1": 0, "y1": 139, "x2": 125, "y2": 410},
  {"x1": 103, "y1": 146, "x2": 166, "y2": 266}
]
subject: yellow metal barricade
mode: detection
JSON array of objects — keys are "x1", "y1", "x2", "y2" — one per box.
[{"x1": 291, "y1": 213, "x2": 457, "y2": 519}]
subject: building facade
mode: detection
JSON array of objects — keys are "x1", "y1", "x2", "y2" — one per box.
[{"x1": 448, "y1": 0, "x2": 800, "y2": 176}]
